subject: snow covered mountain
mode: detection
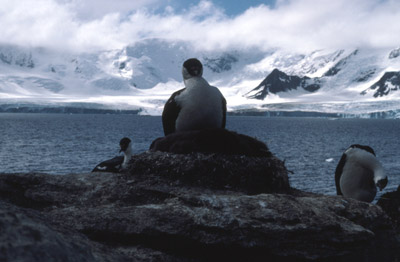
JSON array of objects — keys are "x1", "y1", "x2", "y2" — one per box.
[
  {"x1": 361, "y1": 71, "x2": 400, "y2": 97},
  {"x1": 245, "y1": 68, "x2": 321, "y2": 100},
  {"x1": 1, "y1": 39, "x2": 400, "y2": 117},
  {"x1": 243, "y1": 48, "x2": 400, "y2": 117}
]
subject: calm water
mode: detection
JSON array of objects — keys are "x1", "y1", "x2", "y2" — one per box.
[{"x1": 0, "y1": 113, "x2": 399, "y2": 198}]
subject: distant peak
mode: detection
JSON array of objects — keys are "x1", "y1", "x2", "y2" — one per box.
[
  {"x1": 245, "y1": 68, "x2": 320, "y2": 100},
  {"x1": 389, "y1": 48, "x2": 400, "y2": 59},
  {"x1": 270, "y1": 68, "x2": 284, "y2": 75}
]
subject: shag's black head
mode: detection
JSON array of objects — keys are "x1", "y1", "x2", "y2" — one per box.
[
  {"x1": 349, "y1": 144, "x2": 376, "y2": 156},
  {"x1": 119, "y1": 137, "x2": 131, "y2": 153},
  {"x1": 183, "y1": 58, "x2": 203, "y2": 77}
]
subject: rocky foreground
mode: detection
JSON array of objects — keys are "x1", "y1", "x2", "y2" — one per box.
[{"x1": 1, "y1": 130, "x2": 399, "y2": 261}]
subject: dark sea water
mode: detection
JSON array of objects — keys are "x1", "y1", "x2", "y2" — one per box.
[{"x1": 0, "y1": 113, "x2": 399, "y2": 199}]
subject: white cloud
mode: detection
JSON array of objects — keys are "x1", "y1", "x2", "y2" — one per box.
[
  {"x1": 0, "y1": 0, "x2": 399, "y2": 53},
  {"x1": 55, "y1": 0, "x2": 161, "y2": 20},
  {"x1": 0, "y1": 0, "x2": 79, "y2": 49}
]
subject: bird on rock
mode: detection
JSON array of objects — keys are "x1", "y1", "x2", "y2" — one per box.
[
  {"x1": 335, "y1": 144, "x2": 388, "y2": 202},
  {"x1": 92, "y1": 137, "x2": 133, "y2": 173},
  {"x1": 162, "y1": 58, "x2": 227, "y2": 136}
]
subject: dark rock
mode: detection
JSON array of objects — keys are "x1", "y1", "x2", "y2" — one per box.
[
  {"x1": 0, "y1": 49, "x2": 35, "y2": 68},
  {"x1": 324, "y1": 50, "x2": 358, "y2": 77},
  {"x1": 204, "y1": 53, "x2": 238, "y2": 73},
  {"x1": 389, "y1": 48, "x2": 400, "y2": 59},
  {"x1": 377, "y1": 185, "x2": 400, "y2": 230},
  {"x1": 148, "y1": 129, "x2": 288, "y2": 194},
  {"x1": 128, "y1": 151, "x2": 290, "y2": 195},
  {"x1": 354, "y1": 68, "x2": 376, "y2": 82},
  {"x1": 119, "y1": 61, "x2": 126, "y2": 69},
  {"x1": 0, "y1": 172, "x2": 188, "y2": 261},
  {"x1": 246, "y1": 69, "x2": 320, "y2": 100},
  {"x1": 0, "y1": 200, "x2": 130, "y2": 262},
  {"x1": 48, "y1": 188, "x2": 399, "y2": 262},
  {"x1": 16, "y1": 52, "x2": 35, "y2": 68},
  {"x1": 361, "y1": 71, "x2": 400, "y2": 97},
  {"x1": 0, "y1": 151, "x2": 399, "y2": 261}
]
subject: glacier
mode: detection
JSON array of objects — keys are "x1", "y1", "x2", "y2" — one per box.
[{"x1": 0, "y1": 40, "x2": 400, "y2": 118}]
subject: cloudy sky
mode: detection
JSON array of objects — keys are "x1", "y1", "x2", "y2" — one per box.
[{"x1": 0, "y1": 0, "x2": 399, "y2": 53}]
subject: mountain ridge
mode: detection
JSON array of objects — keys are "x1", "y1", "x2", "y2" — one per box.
[
  {"x1": 245, "y1": 68, "x2": 321, "y2": 100},
  {"x1": 0, "y1": 40, "x2": 400, "y2": 117}
]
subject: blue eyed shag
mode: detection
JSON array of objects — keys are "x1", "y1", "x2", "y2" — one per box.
[
  {"x1": 92, "y1": 137, "x2": 133, "y2": 173},
  {"x1": 162, "y1": 58, "x2": 227, "y2": 136},
  {"x1": 335, "y1": 144, "x2": 388, "y2": 202}
]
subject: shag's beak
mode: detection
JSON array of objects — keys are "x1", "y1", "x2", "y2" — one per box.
[{"x1": 376, "y1": 177, "x2": 388, "y2": 191}]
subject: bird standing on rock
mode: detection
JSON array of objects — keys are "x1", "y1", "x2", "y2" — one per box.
[
  {"x1": 162, "y1": 58, "x2": 227, "y2": 136},
  {"x1": 92, "y1": 137, "x2": 133, "y2": 173},
  {"x1": 335, "y1": 144, "x2": 388, "y2": 202}
]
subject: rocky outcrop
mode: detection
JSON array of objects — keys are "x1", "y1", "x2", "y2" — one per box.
[
  {"x1": 361, "y1": 71, "x2": 400, "y2": 97},
  {"x1": 377, "y1": 185, "x2": 400, "y2": 230},
  {"x1": 323, "y1": 49, "x2": 358, "y2": 77},
  {"x1": 245, "y1": 68, "x2": 320, "y2": 100},
  {"x1": 0, "y1": 130, "x2": 399, "y2": 261},
  {"x1": 389, "y1": 48, "x2": 400, "y2": 59},
  {"x1": 0, "y1": 200, "x2": 123, "y2": 262},
  {"x1": 0, "y1": 47, "x2": 35, "y2": 68},
  {"x1": 204, "y1": 53, "x2": 238, "y2": 73}
]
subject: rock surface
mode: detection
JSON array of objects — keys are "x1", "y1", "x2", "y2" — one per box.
[
  {"x1": 0, "y1": 151, "x2": 399, "y2": 261},
  {"x1": 245, "y1": 68, "x2": 321, "y2": 100},
  {"x1": 377, "y1": 185, "x2": 400, "y2": 230}
]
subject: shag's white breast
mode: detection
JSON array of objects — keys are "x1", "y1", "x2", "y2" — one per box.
[
  {"x1": 175, "y1": 77, "x2": 223, "y2": 132},
  {"x1": 339, "y1": 148, "x2": 380, "y2": 202}
]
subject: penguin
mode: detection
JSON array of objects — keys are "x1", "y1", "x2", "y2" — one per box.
[
  {"x1": 335, "y1": 144, "x2": 388, "y2": 202},
  {"x1": 162, "y1": 58, "x2": 227, "y2": 136},
  {"x1": 92, "y1": 137, "x2": 133, "y2": 172}
]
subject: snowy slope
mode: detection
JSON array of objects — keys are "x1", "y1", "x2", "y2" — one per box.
[
  {"x1": 0, "y1": 40, "x2": 400, "y2": 117},
  {"x1": 243, "y1": 48, "x2": 400, "y2": 113}
]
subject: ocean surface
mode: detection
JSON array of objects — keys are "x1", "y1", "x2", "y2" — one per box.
[{"x1": 0, "y1": 113, "x2": 399, "y2": 199}]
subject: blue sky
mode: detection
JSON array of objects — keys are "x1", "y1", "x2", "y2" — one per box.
[
  {"x1": 220, "y1": 0, "x2": 276, "y2": 15},
  {"x1": 172, "y1": 0, "x2": 277, "y2": 16},
  {"x1": 62, "y1": 0, "x2": 278, "y2": 20},
  {"x1": 0, "y1": 0, "x2": 399, "y2": 53}
]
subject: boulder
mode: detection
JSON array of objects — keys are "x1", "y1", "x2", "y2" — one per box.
[
  {"x1": 0, "y1": 200, "x2": 133, "y2": 262},
  {"x1": 377, "y1": 185, "x2": 400, "y2": 230},
  {"x1": 0, "y1": 201, "x2": 95, "y2": 262},
  {"x1": 0, "y1": 150, "x2": 399, "y2": 261},
  {"x1": 127, "y1": 151, "x2": 290, "y2": 194}
]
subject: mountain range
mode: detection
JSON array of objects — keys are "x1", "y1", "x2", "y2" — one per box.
[{"x1": 0, "y1": 39, "x2": 399, "y2": 118}]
